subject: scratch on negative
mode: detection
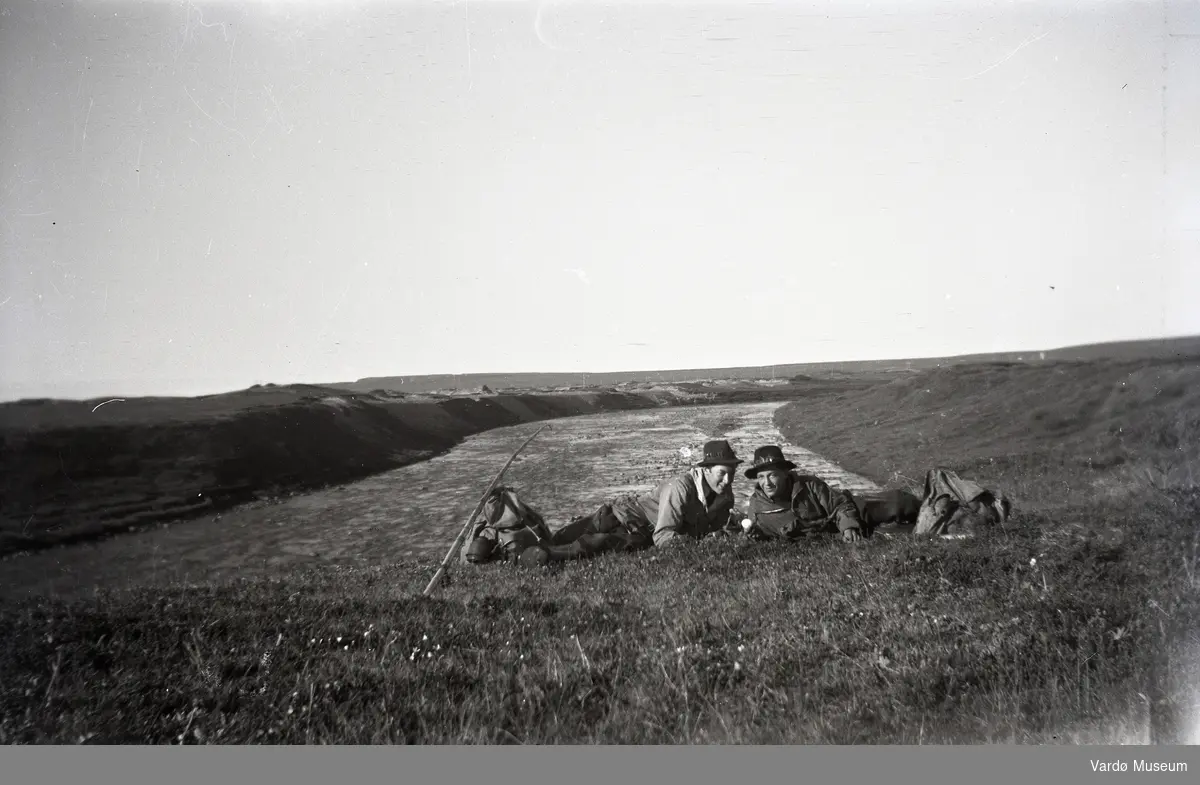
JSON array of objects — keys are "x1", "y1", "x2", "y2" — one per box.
[
  {"x1": 183, "y1": 86, "x2": 248, "y2": 143},
  {"x1": 959, "y1": 0, "x2": 1083, "y2": 82},
  {"x1": 92, "y1": 398, "x2": 126, "y2": 412}
]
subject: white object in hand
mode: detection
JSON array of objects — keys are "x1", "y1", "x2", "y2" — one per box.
[{"x1": 740, "y1": 518, "x2": 753, "y2": 532}]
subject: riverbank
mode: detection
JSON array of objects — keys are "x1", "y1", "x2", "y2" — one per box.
[{"x1": 0, "y1": 378, "x2": 874, "y2": 557}]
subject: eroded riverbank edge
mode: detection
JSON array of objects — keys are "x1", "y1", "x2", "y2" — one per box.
[{"x1": 1, "y1": 380, "x2": 872, "y2": 558}]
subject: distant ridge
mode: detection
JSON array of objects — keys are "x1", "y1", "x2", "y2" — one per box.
[
  {"x1": 5, "y1": 335, "x2": 1198, "y2": 404},
  {"x1": 329, "y1": 335, "x2": 1200, "y2": 395}
]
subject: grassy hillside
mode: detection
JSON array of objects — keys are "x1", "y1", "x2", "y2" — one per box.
[
  {"x1": 773, "y1": 357, "x2": 1200, "y2": 509},
  {"x1": 1, "y1": 357, "x2": 1197, "y2": 744},
  {"x1": 0, "y1": 493, "x2": 1195, "y2": 744}
]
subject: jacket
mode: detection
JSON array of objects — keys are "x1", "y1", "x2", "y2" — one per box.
[
  {"x1": 612, "y1": 467, "x2": 737, "y2": 547},
  {"x1": 742, "y1": 471, "x2": 864, "y2": 540}
]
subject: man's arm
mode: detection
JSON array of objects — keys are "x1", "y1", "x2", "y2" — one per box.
[
  {"x1": 652, "y1": 477, "x2": 692, "y2": 547},
  {"x1": 805, "y1": 477, "x2": 865, "y2": 532},
  {"x1": 722, "y1": 505, "x2": 746, "y2": 536},
  {"x1": 703, "y1": 496, "x2": 740, "y2": 538}
]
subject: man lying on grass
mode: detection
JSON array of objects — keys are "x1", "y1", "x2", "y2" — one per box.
[
  {"x1": 555, "y1": 438, "x2": 744, "y2": 547},
  {"x1": 738, "y1": 445, "x2": 868, "y2": 543},
  {"x1": 463, "y1": 440, "x2": 746, "y2": 566}
]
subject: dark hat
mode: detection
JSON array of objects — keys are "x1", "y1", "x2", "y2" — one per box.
[
  {"x1": 744, "y1": 445, "x2": 797, "y2": 478},
  {"x1": 694, "y1": 439, "x2": 743, "y2": 468}
]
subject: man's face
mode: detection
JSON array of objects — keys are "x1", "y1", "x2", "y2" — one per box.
[
  {"x1": 703, "y1": 465, "x2": 735, "y2": 495},
  {"x1": 757, "y1": 468, "x2": 792, "y2": 501}
]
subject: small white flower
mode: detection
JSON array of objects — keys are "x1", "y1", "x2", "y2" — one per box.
[{"x1": 1030, "y1": 558, "x2": 1037, "y2": 567}]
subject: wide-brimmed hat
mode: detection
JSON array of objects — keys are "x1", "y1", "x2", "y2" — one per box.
[
  {"x1": 694, "y1": 439, "x2": 743, "y2": 468},
  {"x1": 744, "y1": 445, "x2": 797, "y2": 478}
]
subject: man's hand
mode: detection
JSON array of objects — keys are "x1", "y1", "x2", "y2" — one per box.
[{"x1": 841, "y1": 526, "x2": 863, "y2": 543}]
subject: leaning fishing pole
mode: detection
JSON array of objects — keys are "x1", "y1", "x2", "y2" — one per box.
[{"x1": 422, "y1": 423, "x2": 552, "y2": 597}]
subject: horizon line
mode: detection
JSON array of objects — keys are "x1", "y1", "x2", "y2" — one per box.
[{"x1": 3, "y1": 332, "x2": 1199, "y2": 405}]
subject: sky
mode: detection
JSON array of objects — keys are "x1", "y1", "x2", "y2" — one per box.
[{"x1": 1, "y1": 0, "x2": 1197, "y2": 400}]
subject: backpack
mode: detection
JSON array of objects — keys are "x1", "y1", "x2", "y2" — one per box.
[
  {"x1": 913, "y1": 468, "x2": 1012, "y2": 536},
  {"x1": 459, "y1": 486, "x2": 554, "y2": 564}
]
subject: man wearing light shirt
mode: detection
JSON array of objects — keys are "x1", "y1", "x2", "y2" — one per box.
[{"x1": 521, "y1": 439, "x2": 745, "y2": 562}]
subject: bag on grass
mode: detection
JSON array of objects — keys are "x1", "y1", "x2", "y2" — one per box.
[
  {"x1": 459, "y1": 486, "x2": 554, "y2": 565},
  {"x1": 459, "y1": 488, "x2": 652, "y2": 567},
  {"x1": 913, "y1": 467, "x2": 1012, "y2": 536}
]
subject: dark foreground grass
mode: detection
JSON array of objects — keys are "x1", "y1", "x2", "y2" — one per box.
[{"x1": 1, "y1": 488, "x2": 1197, "y2": 744}]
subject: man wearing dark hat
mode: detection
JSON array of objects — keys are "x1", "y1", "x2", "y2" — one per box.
[
  {"x1": 738, "y1": 445, "x2": 866, "y2": 543},
  {"x1": 638, "y1": 438, "x2": 743, "y2": 547},
  {"x1": 531, "y1": 439, "x2": 745, "y2": 556}
]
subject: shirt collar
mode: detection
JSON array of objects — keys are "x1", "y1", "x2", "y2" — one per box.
[{"x1": 690, "y1": 467, "x2": 713, "y2": 510}]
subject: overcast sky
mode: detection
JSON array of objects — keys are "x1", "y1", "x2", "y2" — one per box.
[{"x1": 1, "y1": 0, "x2": 1196, "y2": 400}]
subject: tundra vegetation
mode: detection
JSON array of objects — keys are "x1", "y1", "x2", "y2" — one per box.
[{"x1": 1, "y1": 357, "x2": 1197, "y2": 744}]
